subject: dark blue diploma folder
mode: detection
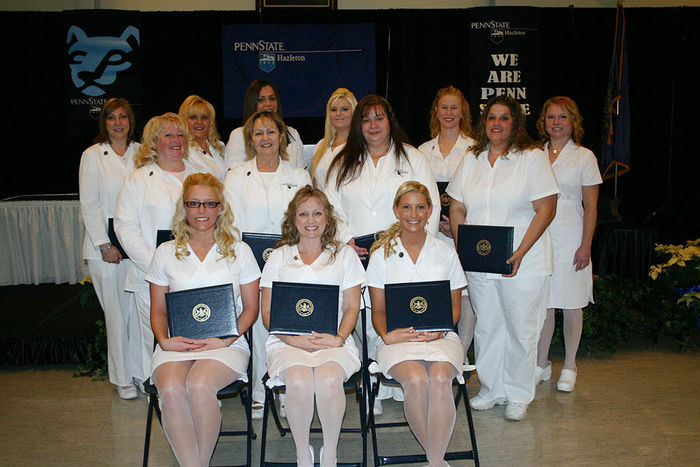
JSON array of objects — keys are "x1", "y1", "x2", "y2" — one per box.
[
  {"x1": 457, "y1": 224, "x2": 514, "y2": 274},
  {"x1": 242, "y1": 232, "x2": 281, "y2": 271},
  {"x1": 157, "y1": 229, "x2": 174, "y2": 248},
  {"x1": 107, "y1": 218, "x2": 128, "y2": 259},
  {"x1": 436, "y1": 181, "x2": 451, "y2": 219},
  {"x1": 385, "y1": 280, "x2": 453, "y2": 332},
  {"x1": 269, "y1": 281, "x2": 339, "y2": 336},
  {"x1": 165, "y1": 283, "x2": 238, "y2": 339},
  {"x1": 354, "y1": 232, "x2": 378, "y2": 269}
]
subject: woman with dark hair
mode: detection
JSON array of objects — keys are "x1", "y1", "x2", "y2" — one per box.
[
  {"x1": 367, "y1": 181, "x2": 466, "y2": 467},
  {"x1": 310, "y1": 88, "x2": 358, "y2": 191},
  {"x1": 418, "y1": 85, "x2": 478, "y2": 370},
  {"x1": 224, "y1": 110, "x2": 311, "y2": 418},
  {"x1": 535, "y1": 96, "x2": 602, "y2": 393},
  {"x1": 261, "y1": 185, "x2": 365, "y2": 467},
  {"x1": 325, "y1": 94, "x2": 440, "y2": 413},
  {"x1": 79, "y1": 97, "x2": 140, "y2": 399},
  {"x1": 147, "y1": 173, "x2": 260, "y2": 467},
  {"x1": 447, "y1": 95, "x2": 558, "y2": 421},
  {"x1": 224, "y1": 80, "x2": 304, "y2": 169},
  {"x1": 115, "y1": 113, "x2": 199, "y2": 389},
  {"x1": 178, "y1": 95, "x2": 227, "y2": 181}
]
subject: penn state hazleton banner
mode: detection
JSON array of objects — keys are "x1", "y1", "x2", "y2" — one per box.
[
  {"x1": 468, "y1": 8, "x2": 540, "y2": 122},
  {"x1": 63, "y1": 10, "x2": 142, "y2": 135},
  {"x1": 222, "y1": 24, "x2": 376, "y2": 119}
]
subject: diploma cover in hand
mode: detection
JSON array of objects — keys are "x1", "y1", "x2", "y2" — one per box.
[
  {"x1": 165, "y1": 284, "x2": 239, "y2": 339},
  {"x1": 157, "y1": 229, "x2": 174, "y2": 247},
  {"x1": 354, "y1": 232, "x2": 378, "y2": 269},
  {"x1": 457, "y1": 224, "x2": 514, "y2": 274},
  {"x1": 385, "y1": 280, "x2": 454, "y2": 332},
  {"x1": 436, "y1": 182, "x2": 451, "y2": 219},
  {"x1": 242, "y1": 232, "x2": 281, "y2": 271},
  {"x1": 107, "y1": 218, "x2": 129, "y2": 259},
  {"x1": 269, "y1": 281, "x2": 339, "y2": 335}
]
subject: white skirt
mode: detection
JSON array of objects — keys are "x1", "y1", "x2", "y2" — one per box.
[
  {"x1": 151, "y1": 338, "x2": 249, "y2": 382},
  {"x1": 375, "y1": 332, "x2": 464, "y2": 382},
  {"x1": 265, "y1": 334, "x2": 361, "y2": 387}
]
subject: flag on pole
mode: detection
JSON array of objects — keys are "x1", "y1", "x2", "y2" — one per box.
[{"x1": 601, "y1": 1, "x2": 631, "y2": 180}]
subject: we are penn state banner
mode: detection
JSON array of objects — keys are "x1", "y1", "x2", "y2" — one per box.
[
  {"x1": 468, "y1": 7, "x2": 540, "y2": 123},
  {"x1": 222, "y1": 24, "x2": 376, "y2": 119},
  {"x1": 63, "y1": 10, "x2": 142, "y2": 135}
]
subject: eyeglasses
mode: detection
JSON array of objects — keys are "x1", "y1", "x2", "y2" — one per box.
[{"x1": 184, "y1": 201, "x2": 221, "y2": 209}]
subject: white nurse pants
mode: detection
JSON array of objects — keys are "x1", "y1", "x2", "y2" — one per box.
[
  {"x1": 134, "y1": 286, "x2": 156, "y2": 383},
  {"x1": 88, "y1": 259, "x2": 139, "y2": 387},
  {"x1": 467, "y1": 274, "x2": 549, "y2": 404}
]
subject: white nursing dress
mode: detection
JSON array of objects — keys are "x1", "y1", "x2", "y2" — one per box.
[
  {"x1": 366, "y1": 236, "x2": 467, "y2": 380},
  {"x1": 146, "y1": 240, "x2": 261, "y2": 379},
  {"x1": 546, "y1": 140, "x2": 602, "y2": 309},
  {"x1": 261, "y1": 244, "x2": 366, "y2": 386}
]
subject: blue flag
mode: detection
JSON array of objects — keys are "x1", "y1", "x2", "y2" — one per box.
[{"x1": 601, "y1": 1, "x2": 631, "y2": 180}]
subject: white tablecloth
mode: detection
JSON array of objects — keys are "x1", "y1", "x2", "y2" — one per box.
[{"x1": 0, "y1": 197, "x2": 87, "y2": 286}]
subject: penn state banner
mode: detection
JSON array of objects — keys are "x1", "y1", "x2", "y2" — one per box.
[
  {"x1": 468, "y1": 7, "x2": 540, "y2": 122},
  {"x1": 222, "y1": 24, "x2": 376, "y2": 119},
  {"x1": 63, "y1": 10, "x2": 142, "y2": 135}
]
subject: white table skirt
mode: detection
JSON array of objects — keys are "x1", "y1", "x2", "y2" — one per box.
[{"x1": 0, "y1": 198, "x2": 87, "y2": 286}]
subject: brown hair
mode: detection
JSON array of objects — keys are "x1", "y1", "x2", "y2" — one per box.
[
  {"x1": 470, "y1": 95, "x2": 537, "y2": 156},
  {"x1": 277, "y1": 185, "x2": 341, "y2": 261},
  {"x1": 95, "y1": 97, "x2": 136, "y2": 144},
  {"x1": 242, "y1": 111, "x2": 289, "y2": 162}
]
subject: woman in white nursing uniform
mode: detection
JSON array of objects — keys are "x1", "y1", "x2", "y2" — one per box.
[
  {"x1": 79, "y1": 97, "x2": 140, "y2": 399},
  {"x1": 309, "y1": 88, "x2": 357, "y2": 191},
  {"x1": 224, "y1": 79, "x2": 304, "y2": 169},
  {"x1": 261, "y1": 186, "x2": 365, "y2": 467},
  {"x1": 418, "y1": 85, "x2": 477, "y2": 369},
  {"x1": 447, "y1": 95, "x2": 558, "y2": 421},
  {"x1": 224, "y1": 110, "x2": 311, "y2": 418},
  {"x1": 178, "y1": 95, "x2": 227, "y2": 181},
  {"x1": 367, "y1": 181, "x2": 465, "y2": 467},
  {"x1": 325, "y1": 94, "x2": 440, "y2": 412},
  {"x1": 115, "y1": 113, "x2": 198, "y2": 388},
  {"x1": 535, "y1": 96, "x2": 602, "y2": 393},
  {"x1": 147, "y1": 173, "x2": 260, "y2": 467}
]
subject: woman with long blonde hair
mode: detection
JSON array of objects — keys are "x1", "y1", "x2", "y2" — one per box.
[
  {"x1": 309, "y1": 88, "x2": 357, "y2": 190},
  {"x1": 367, "y1": 181, "x2": 466, "y2": 467},
  {"x1": 178, "y1": 95, "x2": 227, "y2": 181},
  {"x1": 147, "y1": 173, "x2": 260, "y2": 467}
]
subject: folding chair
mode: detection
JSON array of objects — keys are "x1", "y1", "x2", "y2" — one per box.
[
  {"x1": 367, "y1": 358, "x2": 479, "y2": 465},
  {"x1": 142, "y1": 329, "x2": 255, "y2": 467},
  {"x1": 259, "y1": 308, "x2": 369, "y2": 467}
]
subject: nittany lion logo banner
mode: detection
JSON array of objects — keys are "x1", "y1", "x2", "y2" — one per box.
[
  {"x1": 63, "y1": 11, "x2": 142, "y2": 135},
  {"x1": 222, "y1": 24, "x2": 376, "y2": 119}
]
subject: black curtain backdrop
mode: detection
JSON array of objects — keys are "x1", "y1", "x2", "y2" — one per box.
[{"x1": 1, "y1": 8, "x2": 698, "y2": 242}]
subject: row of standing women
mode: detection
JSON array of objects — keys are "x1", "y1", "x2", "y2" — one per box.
[{"x1": 78, "y1": 83, "x2": 601, "y2": 466}]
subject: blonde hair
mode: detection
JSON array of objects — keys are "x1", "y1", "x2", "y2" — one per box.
[
  {"x1": 242, "y1": 111, "x2": 289, "y2": 161},
  {"x1": 310, "y1": 88, "x2": 357, "y2": 179},
  {"x1": 178, "y1": 95, "x2": 225, "y2": 153},
  {"x1": 277, "y1": 185, "x2": 341, "y2": 262},
  {"x1": 428, "y1": 85, "x2": 472, "y2": 139},
  {"x1": 134, "y1": 113, "x2": 189, "y2": 169},
  {"x1": 171, "y1": 173, "x2": 239, "y2": 262},
  {"x1": 536, "y1": 96, "x2": 585, "y2": 145},
  {"x1": 370, "y1": 181, "x2": 433, "y2": 259}
]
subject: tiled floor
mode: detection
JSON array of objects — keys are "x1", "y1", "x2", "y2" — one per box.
[{"x1": 1, "y1": 344, "x2": 698, "y2": 466}]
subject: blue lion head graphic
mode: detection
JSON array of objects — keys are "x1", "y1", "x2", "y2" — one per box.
[{"x1": 66, "y1": 25, "x2": 140, "y2": 97}]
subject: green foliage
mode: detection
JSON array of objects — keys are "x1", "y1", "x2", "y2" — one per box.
[
  {"x1": 73, "y1": 278, "x2": 108, "y2": 379},
  {"x1": 580, "y1": 239, "x2": 700, "y2": 353}
]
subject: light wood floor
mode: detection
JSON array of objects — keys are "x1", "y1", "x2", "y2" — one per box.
[{"x1": 1, "y1": 344, "x2": 698, "y2": 466}]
